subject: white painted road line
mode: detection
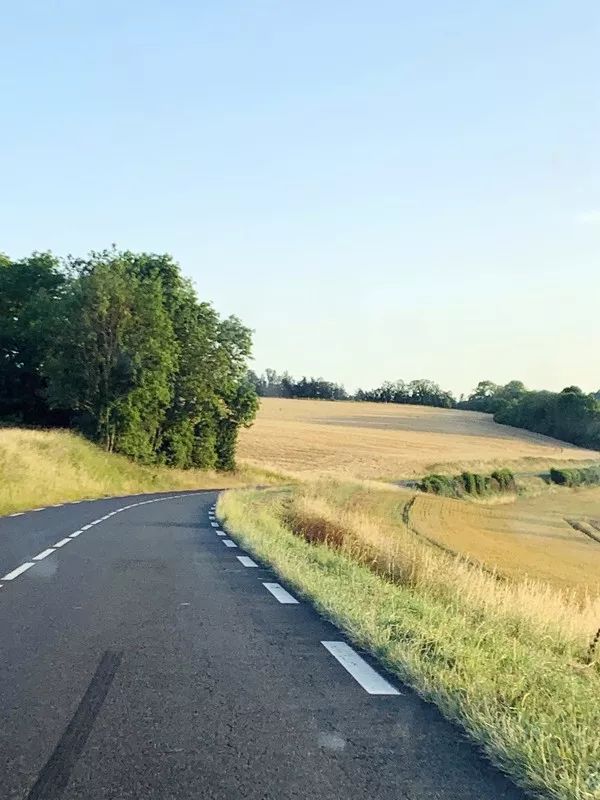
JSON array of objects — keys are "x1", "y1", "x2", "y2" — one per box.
[
  {"x1": 223, "y1": 539, "x2": 238, "y2": 548},
  {"x1": 9, "y1": 512, "x2": 24, "y2": 517},
  {"x1": 262, "y1": 582, "x2": 299, "y2": 604},
  {"x1": 210, "y1": 522, "x2": 218, "y2": 527},
  {"x1": 237, "y1": 556, "x2": 258, "y2": 568},
  {"x1": 321, "y1": 641, "x2": 400, "y2": 695},
  {"x1": 69, "y1": 531, "x2": 83, "y2": 538},
  {"x1": 53, "y1": 538, "x2": 71, "y2": 548},
  {"x1": 217, "y1": 531, "x2": 226, "y2": 537},
  {"x1": 2, "y1": 562, "x2": 35, "y2": 581},
  {"x1": 33, "y1": 548, "x2": 55, "y2": 561}
]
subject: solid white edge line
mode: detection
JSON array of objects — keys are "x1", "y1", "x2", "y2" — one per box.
[
  {"x1": 53, "y1": 538, "x2": 71, "y2": 548},
  {"x1": 2, "y1": 562, "x2": 35, "y2": 580},
  {"x1": 9, "y1": 512, "x2": 24, "y2": 517},
  {"x1": 33, "y1": 548, "x2": 55, "y2": 561},
  {"x1": 237, "y1": 556, "x2": 258, "y2": 568},
  {"x1": 321, "y1": 641, "x2": 400, "y2": 695},
  {"x1": 262, "y1": 582, "x2": 299, "y2": 604}
]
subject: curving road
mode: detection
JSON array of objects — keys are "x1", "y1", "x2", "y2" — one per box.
[{"x1": 0, "y1": 491, "x2": 526, "y2": 799}]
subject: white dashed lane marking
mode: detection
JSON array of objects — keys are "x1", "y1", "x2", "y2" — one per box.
[
  {"x1": 237, "y1": 556, "x2": 258, "y2": 568},
  {"x1": 53, "y1": 538, "x2": 72, "y2": 548},
  {"x1": 0, "y1": 492, "x2": 206, "y2": 588},
  {"x1": 32, "y1": 548, "x2": 55, "y2": 561},
  {"x1": 223, "y1": 539, "x2": 237, "y2": 548},
  {"x1": 321, "y1": 641, "x2": 400, "y2": 695},
  {"x1": 216, "y1": 531, "x2": 226, "y2": 536},
  {"x1": 262, "y1": 582, "x2": 299, "y2": 604},
  {"x1": 210, "y1": 522, "x2": 218, "y2": 528},
  {"x1": 2, "y1": 562, "x2": 35, "y2": 581}
]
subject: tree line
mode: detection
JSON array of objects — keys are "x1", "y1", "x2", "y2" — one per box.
[
  {"x1": 247, "y1": 369, "x2": 348, "y2": 400},
  {"x1": 0, "y1": 248, "x2": 257, "y2": 469},
  {"x1": 247, "y1": 370, "x2": 454, "y2": 407},
  {"x1": 249, "y1": 370, "x2": 600, "y2": 450}
]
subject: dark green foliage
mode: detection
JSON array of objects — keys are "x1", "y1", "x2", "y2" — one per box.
[
  {"x1": 459, "y1": 380, "x2": 600, "y2": 452},
  {"x1": 0, "y1": 252, "x2": 69, "y2": 424},
  {"x1": 550, "y1": 466, "x2": 600, "y2": 487},
  {"x1": 357, "y1": 378, "x2": 455, "y2": 408},
  {"x1": 0, "y1": 248, "x2": 257, "y2": 470},
  {"x1": 494, "y1": 387, "x2": 600, "y2": 451},
  {"x1": 491, "y1": 469, "x2": 517, "y2": 492},
  {"x1": 248, "y1": 369, "x2": 348, "y2": 400},
  {"x1": 461, "y1": 471, "x2": 477, "y2": 494},
  {"x1": 420, "y1": 468, "x2": 516, "y2": 498},
  {"x1": 418, "y1": 474, "x2": 459, "y2": 496}
]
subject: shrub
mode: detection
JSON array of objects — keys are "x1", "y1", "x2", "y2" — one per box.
[
  {"x1": 420, "y1": 468, "x2": 516, "y2": 498},
  {"x1": 418, "y1": 474, "x2": 459, "y2": 496},
  {"x1": 550, "y1": 465, "x2": 600, "y2": 487}
]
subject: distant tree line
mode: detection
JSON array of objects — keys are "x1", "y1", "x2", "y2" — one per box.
[
  {"x1": 249, "y1": 371, "x2": 456, "y2": 408},
  {"x1": 0, "y1": 248, "x2": 257, "y2": 469},
  {"x1": 459, "y1": 380, "x2": 600, "y2": 450},
  {"x1": 247, "y1": 369, "x2": 348, "y2": 400},
  {"x1": 355, "y1": 378, "x2": 455, "y2": 408}
]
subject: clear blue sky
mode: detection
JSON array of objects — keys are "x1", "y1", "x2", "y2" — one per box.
[{"x1": 2, "y1": 1, "x2": 599, "y2": 396}]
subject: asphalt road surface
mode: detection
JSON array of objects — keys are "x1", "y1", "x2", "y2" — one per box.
[{"x1": 0, "y1": 491, "x2": 526, "y2": 800}]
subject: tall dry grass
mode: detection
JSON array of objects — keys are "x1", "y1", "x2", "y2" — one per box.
[
  {"x1": 286, "y1": 480, "x2": 600, "y2": 646},
  {"x1": 0, "y1": 427, "x2": 277, "y2": 515}
]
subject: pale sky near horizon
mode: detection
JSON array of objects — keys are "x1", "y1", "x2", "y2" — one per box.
[{"x1": 1, "y1": 1, "x2": 599, "y2": 396}]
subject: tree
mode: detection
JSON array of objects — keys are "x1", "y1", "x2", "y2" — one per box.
[
  {"x1": 44, "y1": 252, "x2": 177, "y2": 461},
  {"x1": 0, "y1": 252, "x2": 66, "y2": 423}
]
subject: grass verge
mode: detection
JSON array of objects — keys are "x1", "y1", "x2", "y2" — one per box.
[
  {"x1": 218, "y1": 481, "x2": 600, "y2": 800},
  {"x1": 0, "y1": 427, "x2": 282, "y2": 516}
]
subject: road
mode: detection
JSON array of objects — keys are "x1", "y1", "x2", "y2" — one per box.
[{"x1": 0, "y1": 491, "x2": 526, "y2": 800}]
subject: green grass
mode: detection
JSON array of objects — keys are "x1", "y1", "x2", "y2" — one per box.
[
  {"x1": 0, "y1": 427, "x2": 280, "y2": 516},
  {"x1": 218, "y1": 485, "x2": 600, "y2": 800}
]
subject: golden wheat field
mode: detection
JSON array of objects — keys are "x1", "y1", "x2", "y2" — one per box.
[
  {"x1": 409, "y1": 486, "x2": 600, "y2": 592},
  {"x1": 239, "y1": 397, "x2": 598, "y2": 479}
]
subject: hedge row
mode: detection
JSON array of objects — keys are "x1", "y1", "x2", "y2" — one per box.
[
  {"x1": 549, "y1": 465, "x2": 600, "y2": 487},
  {"x1": 418, "y1": 469, "x2": 516, "y2": 498}
]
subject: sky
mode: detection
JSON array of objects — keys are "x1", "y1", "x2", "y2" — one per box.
[{"x1": 1, "y1": 1, "x2": 599, "y2": 397}]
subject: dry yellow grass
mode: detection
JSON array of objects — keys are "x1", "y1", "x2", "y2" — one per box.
[
  {"x1": 0, "y1": 427, "x2": 274, "y2": 515},
  {"x1": 239, "y1": 397, "x2": 598, "y2": 479},
  {"x1": 409, "y1": 486, "x2": 600, "y2": 593}
]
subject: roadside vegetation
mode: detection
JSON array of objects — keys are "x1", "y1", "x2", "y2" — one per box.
[
  {"x1": 219, "y1": 479, "x2": 600, "y2": 800},
  {"x1": 0, "y1": 427, "x2": 278, "y2": 516}
]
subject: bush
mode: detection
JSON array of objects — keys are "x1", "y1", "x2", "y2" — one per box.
[
  {"x1": 418, "y1": 474, "x2": 459, "y2": 496},
  {"x1": 420, "y1": 468, "x2": 516, "y2": 498},
  {"x1": 550, "y1": 465, "x2": 600, "y2": 487}
]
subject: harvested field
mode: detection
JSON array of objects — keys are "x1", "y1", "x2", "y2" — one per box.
[
  {"x1": 409, "y1": 485, "x2": 600, "y2": 593},
  {"x1": 239, "y1": 397, "x2": 598, "y2": 479}
]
